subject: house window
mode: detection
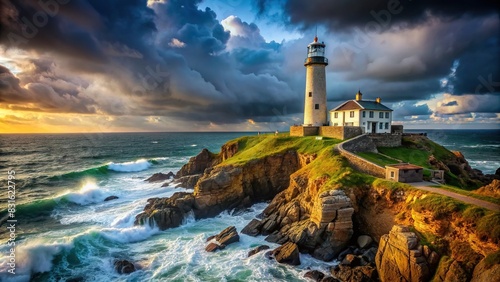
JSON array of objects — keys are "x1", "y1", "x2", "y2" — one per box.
[
  {"x1": 315, "y1": 104, "x2": 319, "y2": 109},
  {"x1": 362, "y1": 122, "x2": 365, "y2": 125},
  {"x1": 385, "y1": 122, "x2": 389, "y2": 129},
  {"x1": 369, "y1": 111, "x2": 374, "y2": 118},
  {"x1": 362, "y1": 111, "x2": 366, "y2": 118},
  {"x1": 379, "y1": 112, "x2": 383, "y2": 118},
  {"x1": 385, "y1": 112, "x2": 389, "y2": 118},
  {"x1": 334, "y1": 123, "x2": 338, "y2": 126},
  {"x1": 350, "y1": 111, "x2": 354, "y2": 118},
  {"x1": 379, "y1": 123, "x2": 383, "y2": 129},
  {"x1": 390, "y1": 171, "x2": 395, "y2": 178},
  {"x1": 334, "y1": 112, "x2": 338, "y2": 118},
  {"x1": 309, "y1": 92, "x2": 312, "y2": 97}
]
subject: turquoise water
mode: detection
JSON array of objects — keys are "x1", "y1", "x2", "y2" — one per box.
[{"x1": 0, "y1": 131, "x2": 497, "y2": 281}]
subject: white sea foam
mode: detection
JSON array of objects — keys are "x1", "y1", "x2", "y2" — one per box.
[
  {"x1": 62, "y1": 181, "x2": 107, "y2": 205},
  {"x1": 98, "y1": 225, "x2": 160, "y2": 244},
  {"x1": 108, "y1": 159, "x2": 152, "y2": 172},
  {"x1": 0, "y1": 240, "x2": 72, "y2": 282}
]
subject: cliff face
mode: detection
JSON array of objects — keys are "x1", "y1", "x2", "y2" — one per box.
[
  {"x1": 135, "y1": 142, "x2": 307, "y2": 229},
  {"x1": 136, "y1": 135, "x2": 499, "y2": 281}
]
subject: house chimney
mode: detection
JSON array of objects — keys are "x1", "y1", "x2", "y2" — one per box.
[
  {"x1": 355, "y1": 90, "x2": 362, "y2": 101},
  {"x1": 376, "y1": 97, "x2": 381, "y2": 103}
]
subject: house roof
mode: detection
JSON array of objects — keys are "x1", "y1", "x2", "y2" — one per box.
[
  {"x1": 330, "y1": 100, "x2": 393, "y2": 112},
  {"x1": 385, "y1": 163, "x2": 423, "y2": 170}
]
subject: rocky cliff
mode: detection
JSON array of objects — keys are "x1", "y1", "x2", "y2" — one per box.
[
  {"x1": 136, "y1": 135, "x2": 500, "y2": 281},
  {"x1": 135, "y1": 137, "x2": 309, "y2": 228}
]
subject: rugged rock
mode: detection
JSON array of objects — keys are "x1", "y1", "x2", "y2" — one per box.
[
  {"x1": 176, "y1": 148, "x2": 219, "y2": 178},
  {"x1": 248, "y1": 245, "x2": 270, "y2": 257},
  {"x1": 272, "y1": 242, "x2": 301, "y2": 265},
  {"x1": 104, "y1": 195, "x2": 119, "y2": 201},
  {"x1": 145, "y1": 172, "x2": 174, "y2": 182},
  {"x1": 341, "y1": 254, "x2": 360, "y2": 267},
  {"x1": 205, "y1": 226, "x2": 239, "y2": 252},
  {"x1": 304, "y1": 270, "x2": 325, "y2": 281},
  {"x1": 320, "y1": 277, "x2": 340, "y2": 282},
  {"x1": 205, "y1": 242, "x2": 224, "y2": 252},
  {"x1": 331, "y1": 264, "x2": 377, "y2": 282},
  {"x1": 473, "y1": 179, "x2": 500, "y2": 198},
  {"x1": 241, "y1": 219, "x2": 263, "y2": 236},
  {"x1": 357, "y1": 235, "x2": 373, "y2": 249},
  {"x1": 214, "y1": 226, "x2": 239, "y2": 246},
  {"x1": 171, "y1": 174, "x2": 201, "y2": 189},
  {"x1": 114, "y1": 259, "x2": 136, "y2": 274},
  {"x1": 136, "y1": 147, "x2": 302, "y2": 229},
  {"x1": 375, "y1": 225, "x2": 430, "y2": 282},
  {"x1": 471, "y1": 255, "x2": 500, "y2": 282},
  {"x1": 134, "y1": 192, "x2": 195, "y2": 230}
]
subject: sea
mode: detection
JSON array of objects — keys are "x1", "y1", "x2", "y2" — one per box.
[{"x1": 0, "y1": 130, "x2": 498, "y2": 281}]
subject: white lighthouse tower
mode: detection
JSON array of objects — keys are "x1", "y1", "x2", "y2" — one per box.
[{"x1": 303, "y1": 36, "x2": 328, "y2": 126}]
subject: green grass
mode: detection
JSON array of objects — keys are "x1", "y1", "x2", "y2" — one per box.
[
  {"x1": 221, "y1": 134, "x2": 342, "y2": 165},
  {"x1": 377, "y1": 147, "x2": 432, "y2": 168},
  {"x1": 356, "y1": 152, "x2": 399, "y2": 167},
  {"x1": 413, "y1": 194, "x2": 467, "y2": 219}
]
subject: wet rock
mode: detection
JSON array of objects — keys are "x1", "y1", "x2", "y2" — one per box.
[
  {"x1": 357, "y1": 235, "x2": 373, "y2": 249},
  {"x1": 273, "y1": 242, "x2": 301, "y2": 266},
  {"x1": 241, "y1": 219, "x2": 263, "y2": 236},
  {"x1": 214, "y1": 226, "x2": 239, "y2": 246},
  {"x1": 248, "y1": 245, "x2": 270, "y2": 257},
  {"x1": 172, "y1": 174, "x2": 201, "y2": 189},
  {"x1": 320, "y1": 277, "x2": 340, "y2": 282},
  {"x1": 304, "y1": 270, "x2": 325, "y2": 281},
  {"x1": 114, "y1": 259, "x2": 136, "y2": 274},
  {"x1": 361, "y1": 247, "x2": 377, "y2": 265},
  {"x1": 146, "y1": 172, "x2": 174, "y2": 182},
  {"x1": 104, "y1": 195, "x2": 119, "y2": 201},
  {"x1": 205, "y1": 242, "x2": 224, "y2": 252},
  {"x1": 337, "y1": 246, "x2": 355, "y2": 261},
  {"x1": 341, "y1": 254, "x2": 359, "y2": 267}
]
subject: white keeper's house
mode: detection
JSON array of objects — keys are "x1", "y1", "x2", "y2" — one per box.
[{"x1": 329, "y1": 90, "x2": 393, "y2": 134}]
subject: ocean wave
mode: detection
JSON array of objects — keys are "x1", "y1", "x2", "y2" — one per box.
[
  {"x1": 461, "y1": 144, "x2": 500, "y2": 148},
  {"x1": 61, "y1": 181, "x2": 107, "y2": 205},
  {"x1": 50, "y1": 157, "x2": 168, "y2": 181},
  {"x1": 107, "y1": 159, "x2": 152, "y2": 172}
]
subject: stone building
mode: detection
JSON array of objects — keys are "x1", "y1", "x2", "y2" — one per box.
[{"x1": 385, "y1": 163, "x2": 424, "y2": 183}]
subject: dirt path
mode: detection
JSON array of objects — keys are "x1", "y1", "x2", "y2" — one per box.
[{"x1": 410, "y1": 182, "x2": 500, "y2": 212}]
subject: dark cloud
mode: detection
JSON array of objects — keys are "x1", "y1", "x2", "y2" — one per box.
[{"x1": 257, "y1": 0, "x2": 498, "y2": 31}]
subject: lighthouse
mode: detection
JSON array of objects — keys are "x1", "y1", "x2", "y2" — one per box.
[{"x1": 303, "y1": 36, "x2": 328, "y2": 126}]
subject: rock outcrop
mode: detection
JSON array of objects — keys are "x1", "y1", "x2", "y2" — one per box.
[
  {"x1": 205, "y1": 226, "x2": 240, "y2": 252},
  {"x1": 244, "y1": 169, "x2": 355, "y2": 261},
  {"x1": 248, "y1": 245, "x2": 270, "y2": 257},
  {"x1": 145, "y1": 172, "x2": 174, "y2": 182},
  {"x1": 375, "y1": 225, "x2": 434, "y2": 282},
  {"x1": 114, "y1": 259, "x2": 136, "y2": 274},
  {"x1": 136, "y1": 145, "x2": 303, "y2": 230},
  {"x1": 272, "y1": 242, "x2": 301, "y2": 265}
]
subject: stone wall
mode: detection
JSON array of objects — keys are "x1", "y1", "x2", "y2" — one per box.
[
  {"x1": 368, "y1": 134, "x2": 402, "y2": 147},
  {"x1": 290, "y1": 126, "x2": 319, "y2": 137},
  {"x1": 318, "y1": 126, "x2": 362, "y2": 140},
  {"x1": 336, "y1": 135, "x2": 385, "y2": 178}
]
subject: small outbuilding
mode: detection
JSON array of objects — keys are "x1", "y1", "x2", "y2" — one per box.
[{"x1": 385, "y1": 163, "x2": 423, "y2": 183}]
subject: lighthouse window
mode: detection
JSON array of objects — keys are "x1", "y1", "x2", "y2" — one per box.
[
  {"x1": 379, "y1": 112, "x2": 383, "y2": 118},
  {"x1": 315, "y1": 104, "x2": 319, "y2": 110},
  {"x1": 379, "y1": 123, "x2": 383, "y2": 129},
  {"x1": 350, "y1": 111, "x2": 354, "y2": 118},
  {"x1": 362, "y1": 111, "x2": 366, "y2": 118},
  {"x1": 369, "y1": 111, "x2": 374, "y2": 118},
  {"x1": 385, "y1": 112, "x2": 389, "y2": 118},
  {"x1": 334, "y1": 112, "x2": 338, "y2": 118},
  {"x1": 309, "y1": 92, "x2": 312, "y2": 97},
  {"x1": 385, "y1": 123, "x2": 389, "y2": 129}
]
